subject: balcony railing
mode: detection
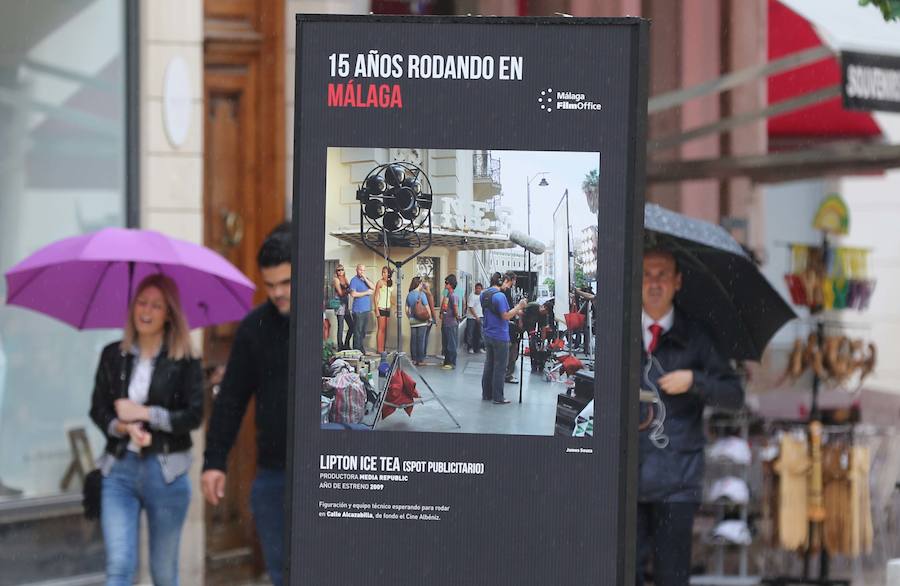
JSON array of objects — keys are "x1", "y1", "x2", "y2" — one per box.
[{"x1": 473, "y1": 151, "x2": 501, "y2": 184}]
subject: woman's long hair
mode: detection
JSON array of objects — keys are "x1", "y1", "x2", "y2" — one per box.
[
  {"x1": 408, "y1": 276, "x2": 422, "y2": 292},
  {"x1": 121, "y1": 274, "x2": 195, "y2": 360},
  {"x1": 335, "y1": 264, "x2": 349, "y2": 287}
]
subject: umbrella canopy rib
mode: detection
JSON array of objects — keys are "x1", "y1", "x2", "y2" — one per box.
[
  {"x1": 78, "y1": 262, "x2": 116, "y2": 330},
  {"x1": 214, "y1": 274, "x2": 254, "y2": 314},
  {"x1": 5, "y1": 264, "x2": 49, "y2": 305},
  {"x1": 675, "y1": 242, "x2": 760, "y2": 358}
]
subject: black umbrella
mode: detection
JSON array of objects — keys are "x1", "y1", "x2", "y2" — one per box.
[{"x1": 644, "y1": 203, "x2": 796, "y2": 361}]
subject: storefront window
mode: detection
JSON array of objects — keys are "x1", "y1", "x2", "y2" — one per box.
[{"x1": 0, "y1": 0, "x2": 126, "y2": 503}]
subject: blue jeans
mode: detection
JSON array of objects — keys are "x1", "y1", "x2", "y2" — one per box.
[
  {"x1": 482, "y1": 335, "x2": 509, "y2": 402},
  {"x1": 465, "y1": 318, "x2": 483, "y2": 351},
  {"x1": 410, "y1": 326, "x2": 427, "y2": 363},
  {"x1": 101, "y1": 452, "x2": 191, "y2": 586},
  {"x1": 251, "y1": 468, "x2": 285, "y2": 586},
  {"x1": 424, "y1": 322, "x2": 433, "y2": 357},
  {"x1": 352, "y1": 311, "x2": 369, "y2": 353},
  {"x1": 442, "y1": 324, "x2": 458, "y2": 366}
]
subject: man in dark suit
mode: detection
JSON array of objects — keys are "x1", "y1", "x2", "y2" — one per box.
[{"x1": 636, "y1": 249, "x2": 744, "y2": 586}]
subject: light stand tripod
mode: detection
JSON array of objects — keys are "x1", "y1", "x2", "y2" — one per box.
[
  {"x1": 354, "y1": 161, "x2": 460, "y2": 430},
  {"x1": 370, "y1": 262, "x2": 461, "y2": 430}
]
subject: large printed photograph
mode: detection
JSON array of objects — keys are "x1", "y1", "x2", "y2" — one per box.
[{"x1": 319, "y1": 147, "x2": 600, "y2": 435}]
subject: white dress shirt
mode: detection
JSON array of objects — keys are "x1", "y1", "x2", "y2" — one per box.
[
  {"x1": 126, "y1": 356, "x2": 153, "y2": 452},
  {"x1": 641, "y1": 308, "x2": 674, "y2": 352}
]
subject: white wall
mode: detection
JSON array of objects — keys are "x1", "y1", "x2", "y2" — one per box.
[
  {"x1": 757, "y1": 114, "x2": 900, "y2": 398},
  {"x1": 759, "y1": 178, "x2": 829, "y2": 349},
  {"x1": 840, "y1": 113, "x2": 900, "y2": 394},
  {"x1": 140, "y1": 1, "x2": 205, "y2": 582}
]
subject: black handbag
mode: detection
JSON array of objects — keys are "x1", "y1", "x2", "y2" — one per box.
[
  {"x1": 83, "y1": 351, "x2": 129, "y2": 520},
  {"x1": 82, "y1": 469, "x2": 103, "y2": 520}
]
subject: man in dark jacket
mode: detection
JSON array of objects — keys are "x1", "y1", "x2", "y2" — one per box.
[
  {"x1": 637, "y1": 249, "x2": 743, "y2": 586},
  {"x1": 201, "y1": 222, "x2": 291, "y2": 586}
]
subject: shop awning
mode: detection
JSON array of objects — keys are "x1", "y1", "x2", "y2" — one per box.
[
  {"x1": 331, "y1": 227, "x2": 516, "y2": 251},
  {"x1": 768, "y1": 0, "x2": 883, "y2": 141},
  {"x1": 647, "y1": 0, "x2": 900, "y2": 184},
  {"x1": 778, "y1": 0, "x2": 900, "y2": 59}
]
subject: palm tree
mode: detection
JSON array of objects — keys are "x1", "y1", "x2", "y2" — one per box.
[{"x1": 582, "y1": 168, "x2": 599, "y2": 214}]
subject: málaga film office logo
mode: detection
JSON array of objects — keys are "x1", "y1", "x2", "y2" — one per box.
[{"x1": 537, "y1": 87, "x2": 602, "y2": 113}]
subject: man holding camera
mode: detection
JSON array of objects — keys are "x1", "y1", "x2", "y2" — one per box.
[
  {"x1": 503, "y1": 283, "x2": 523, "y2": 385},
  {"x1": 481, "y1": 271, "x2": 527, "y2": 404}
]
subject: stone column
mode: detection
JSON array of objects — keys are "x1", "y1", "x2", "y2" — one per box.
[{"x1": 139, "y1": 1, "x2": 206, "y2": 583}]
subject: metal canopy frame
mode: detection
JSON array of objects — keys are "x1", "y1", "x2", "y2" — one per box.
[
  {"x1": 649, "y1": 141, "x2": 900, "y2": 184},
  {"x1": 647, "y1": 41, "x2": 900, "y2": 183},
  {"x1": 647, "y1": 45, "x2": 832, "y2": 115}
]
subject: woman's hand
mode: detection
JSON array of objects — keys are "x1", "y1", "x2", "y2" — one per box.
[
  {"x1": 115, "y1": 398, "x2": 150, "y2": 422},
  {"x1": 126, "y1": 422, "x2": 152, "y2": 448}
]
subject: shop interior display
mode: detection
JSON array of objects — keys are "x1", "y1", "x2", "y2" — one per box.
[
  {"x1": 783, "y1": 245, "x2": 874, "y2": 313},
  {"x1": 761, "y1": 422, "x2": 881, "y2": 586},
  {"x1": 782, "y1": 328, "x2": 877, "y2": 391},
  {"x1": 765, "y1": 195, "x2": 877, "y2": 586},
  {"x1": 692, "y1": 412, "x2": 760, "y2": 586},
  {"x1": 783, "y1": 196, "x2": 874, "y2": 315}
]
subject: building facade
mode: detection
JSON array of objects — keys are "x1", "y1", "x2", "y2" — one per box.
[
  {"x1": 3, "y1": 0, "x2": 899, "y2": 584},
  {"x1": 323, "y1": 147, "x2": 514, "y2": 356}
]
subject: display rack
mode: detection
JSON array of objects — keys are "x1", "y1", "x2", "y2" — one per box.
[
  {"x1": 765, "y1": 196, "x2": 863, "y2": 586},
  {"x1": 692, "y1": 410, "x2": 760, "y2": 586},
  {"x1": 762, "y1": 323, "x2": 850, "y2": 586}
]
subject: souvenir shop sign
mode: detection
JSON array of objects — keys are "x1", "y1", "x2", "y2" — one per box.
[
  {"x1": 289, "y1": 16, "x2": 649, "y2": 586},
  {"x1": 842, "y1": 51, "x2": 900, "y2": 113}
]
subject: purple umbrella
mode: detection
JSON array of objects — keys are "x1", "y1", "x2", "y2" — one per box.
[{"x1": 4, "y1": 227, "x2": 255, "y2": 329}]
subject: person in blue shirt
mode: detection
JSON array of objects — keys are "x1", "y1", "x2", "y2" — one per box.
[
  {"x1": 481, "y1": 271, "x2": 527, "y2": 404},
  {"x1": 348, "y1": 264, "x2": 375, "y2": 354},
  {"x1": 405, "y1": 277, "x2": 430, "y2": 365}
]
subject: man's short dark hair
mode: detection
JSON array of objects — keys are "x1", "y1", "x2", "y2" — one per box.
[
  {"x1": 444, "y1": 274, "x2": 457, "y2": 289},
  {"x1": 257, "y1": 221, "x2": 292, "y2": 268},
  {"x1": 502, "y1": 270, "x2": 518, "y2": 284},
  {"x1": 474, "y1": 282, "x2": 483, "y2": 289}
]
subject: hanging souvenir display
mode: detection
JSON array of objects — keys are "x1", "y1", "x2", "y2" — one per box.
[
  {"x1": 782, "y1": 330, "x2": 877, "y2": 391},
  {"x1": 784, "y1": 194, "x2": 875, "y2": 314},
  {"x1": 783, "y1": 245, "x2": 874, "y2": 313}
]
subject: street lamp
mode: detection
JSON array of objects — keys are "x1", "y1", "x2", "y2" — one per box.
[
  {"x1": 516, "y1": 172, "x2": 549, "y2": 403},
  {"x1": 526, "y1": 172, "x2": 549, "y2": 299}
]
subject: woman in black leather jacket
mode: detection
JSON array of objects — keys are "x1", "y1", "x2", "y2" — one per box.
[{"x1": 89, "y1": 274, "x2": 203, "y2": 586}]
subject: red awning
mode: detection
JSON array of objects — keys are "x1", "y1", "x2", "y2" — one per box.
[{"x1": 768, "y1": 0, "x2": 881, "y2": 142}]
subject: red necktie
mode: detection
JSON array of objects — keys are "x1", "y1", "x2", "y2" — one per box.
[{"x1": 648, "y1": 323, "x2": 663, "y2": 354}]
